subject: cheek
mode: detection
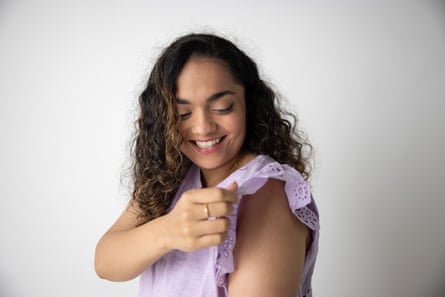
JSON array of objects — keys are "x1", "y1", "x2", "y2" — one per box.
[
  {"x1": 231, "y1": 114, "x2": 246, "y2": 138},
  {"x1": 178, "y1": 134, "x2": 189, "y2": 154},
  {"x1": 177, "y1": 122, "x2": 187, "y2": 137},
  {"x1": 177, "y1": 124, "x2": 189, "y2": 151}
]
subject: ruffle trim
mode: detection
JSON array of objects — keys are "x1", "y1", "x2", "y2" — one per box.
[{"x1": 214, "y1": 155, "x2": 319, "y2": 287}]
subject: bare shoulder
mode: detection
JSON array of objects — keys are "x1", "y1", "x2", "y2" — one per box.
[
  {"x1": 228, "y1": 178, "x2": 310, "y2": 297},
  {"x1": 237, "y1": 178, "x2": 310, "y2": 247}
]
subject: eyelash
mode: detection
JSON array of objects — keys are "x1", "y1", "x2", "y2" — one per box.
[
  {"x1": 178, "y1": 112, "x2": 191, "y2": 120},
  {"x1": 213, "y1": 103, "x2": 234, "y2": 114},
  {"x1": 178, "y1": 103, "x2": 234, "y2": 120}
]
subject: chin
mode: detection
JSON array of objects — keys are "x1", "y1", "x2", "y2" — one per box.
[{"x1": 188, "y1": 156, "x2": 225, "y2": 169}]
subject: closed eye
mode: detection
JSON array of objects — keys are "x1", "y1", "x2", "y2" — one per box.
[
  {"x1": 178, "y1": 112, "x2": 191, "y2": 120},
  {"x1": 212, "y1": 103, "x2": 234, "y2": 114},
  {"x1": 178, "y1": 103, "x2": 234, "y2": 120}
]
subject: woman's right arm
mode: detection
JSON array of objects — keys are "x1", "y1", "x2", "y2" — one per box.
[
  {"x1": 94, "y1": 182, "x2": 238, "y2": 282},
  {"x1": 94, "y1": 201, "x2": 172, "y2": 281}
]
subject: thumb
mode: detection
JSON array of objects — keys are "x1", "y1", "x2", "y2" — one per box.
[{"x1": 226, "y1": 181, "x2": 238, "y2": 193}]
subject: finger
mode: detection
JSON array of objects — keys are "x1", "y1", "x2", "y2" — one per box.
[
  {"x1": 194, "y1": 217, "x2": 231, "y2": 236},
  {"x1": 215, "y1": 182, "x2": 238, "y2": 203},
  {"x1": 179, "y1": 229, "x2": 228, "y2": 252},
  {"x1": 196, "y1": 231, "x2": 229, "y2": 248},
  {"x1": 225, "y1": 181, "x2": 238, "y2": 193},
  {"x1": 184, "y1": 187, "x2": 238, "y2": 204},
  {"x1": 205, "y1": 201, "x2": 234, "y2": 219},
  {"x1": 220, "y1": 182, "x2": 238, "y2": 203}
]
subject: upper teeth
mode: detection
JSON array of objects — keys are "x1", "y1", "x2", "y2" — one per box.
[{"x1": 195, "y1": 138, "x2": 221, "y2": 148}]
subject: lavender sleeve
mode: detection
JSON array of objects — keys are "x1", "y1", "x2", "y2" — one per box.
[{"x1": 214, "y1": 155, "x2": 320, "y2": 296}]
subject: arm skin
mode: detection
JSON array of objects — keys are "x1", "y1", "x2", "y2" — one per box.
[
  {"x1": 94, "y1": 203, "x2": 171, "y2": 281},
  {"x1": 94, "y1": 183, "x2": 238, "y2": 281},
  {"x1": 228, "y1": 179, "x2": 311, "y2": 297}
]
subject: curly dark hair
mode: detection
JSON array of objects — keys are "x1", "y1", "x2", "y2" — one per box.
[{"x1": 131, "y1": 33, "x2": 312, "y2": 222}]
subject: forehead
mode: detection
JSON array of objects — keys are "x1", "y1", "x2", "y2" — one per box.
[{"x1": 175, "y1": 56, "x2": 240, "y2": 95}]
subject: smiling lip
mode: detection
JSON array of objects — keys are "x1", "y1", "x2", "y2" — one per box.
[{"x1": 191, "y1": 136, "x2": 225, "y2": 154}]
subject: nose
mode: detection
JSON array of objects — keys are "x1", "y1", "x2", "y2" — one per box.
[{"x1": 190, "y1": 110, "x2": 216, "y2": 136}]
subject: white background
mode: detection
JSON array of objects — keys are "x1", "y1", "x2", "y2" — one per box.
[{"x1": 1, "y1": 1, "x2": 444, "y2": 296}]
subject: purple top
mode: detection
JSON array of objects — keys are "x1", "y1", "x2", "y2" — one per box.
[{"x1": 139, "y1": 155, "x2": 319, "y2": 297}]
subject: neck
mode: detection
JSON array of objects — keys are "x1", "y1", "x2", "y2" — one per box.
[{"x1": 200, "y1": 151, "x2": 257, "y2": 187}]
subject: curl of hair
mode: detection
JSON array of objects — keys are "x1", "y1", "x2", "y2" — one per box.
[{"x1": 131, "y1": 33, "x2": 312, "y2": 222}]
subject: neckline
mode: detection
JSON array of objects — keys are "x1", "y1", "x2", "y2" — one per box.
[{"x1": 193, "y1": 154, "x2": 265, "y2": 188}]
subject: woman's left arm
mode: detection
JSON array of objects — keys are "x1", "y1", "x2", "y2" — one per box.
[{"x1": 228, "y1": 179, "x2": 311, "y2": 297}]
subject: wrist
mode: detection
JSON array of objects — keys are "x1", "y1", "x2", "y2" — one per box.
[{"x1": 151, "y1": 214, "x2": 173, "y2": 253}]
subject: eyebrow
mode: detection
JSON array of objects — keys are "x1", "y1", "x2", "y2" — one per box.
[{"x1": 176, "y1": 90, "x2": 236, "y2": 104}]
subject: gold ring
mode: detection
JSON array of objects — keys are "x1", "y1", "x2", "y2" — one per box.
[{"x1": 204, "y1": 204, "x2": 210, "y2": 218}]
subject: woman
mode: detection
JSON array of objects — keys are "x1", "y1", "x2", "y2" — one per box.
[{"x1": 95, "y1": 33, "x2": 319, "y2": 297}]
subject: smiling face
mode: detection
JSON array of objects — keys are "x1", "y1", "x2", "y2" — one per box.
[{"x1": 175, "y1": 55, "x2": 246, "y2": 186}]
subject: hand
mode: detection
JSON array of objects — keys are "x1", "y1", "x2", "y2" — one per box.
[{"x1": 164, "y1": 182, "x2": 238, "y2": 252}]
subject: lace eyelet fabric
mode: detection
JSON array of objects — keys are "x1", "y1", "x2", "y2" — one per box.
[
  {"x1": 294, "y1": 205, "x2": 319, "y2": 230},
  {"x1": 139, "y1": 155, "x2": 319, "y2": 297},
  {"x1": 215, "y1": 155, "x2": 320, "y2": 295}
]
